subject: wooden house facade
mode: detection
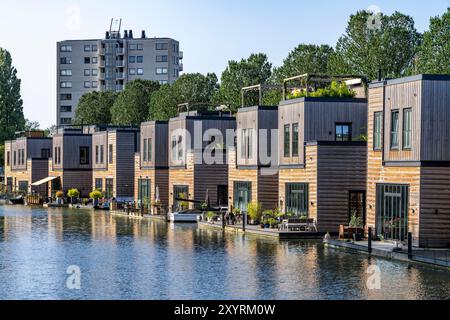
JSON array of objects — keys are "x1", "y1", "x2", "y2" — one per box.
[
  {"x1": 228, "y1": 106, "x2": 279, "y2": 213},
  {"x1": 134, "y1": 121, "x2": 169, "y2": 214},
  {"x1": 168, "y1": 111, "x2": 236, "y2": 211},
  {"x1": 278, "y1": 97, "x2": 368, "y2": 233},
  {"x1": 3, "y1": 132, "x2": 52, "y2": 195},
  {"x1": 46, "y1": 128, "x2": 93, "y2": 197},
  {"x1": 92, "y1": 127, "x2": 139, "y2": 201},
  {"x1": 367, "y1": 75, "x2": 450, "y2": 248}
]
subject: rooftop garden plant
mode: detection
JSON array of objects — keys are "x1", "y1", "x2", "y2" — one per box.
[
  {"x1": 287, "y1": 81, "x2": 356, "y2": 100},
  {"x1": 89, "y1": 190, "x2": 103, "y2": 200}
]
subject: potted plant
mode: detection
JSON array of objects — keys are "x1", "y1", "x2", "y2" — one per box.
[
  {"x1": 89, "y1": 190, "x2": 103, "y2": 208},
  {"x1": 268, "y1": 218, "x2": 277, "y2": 229},
  {"x1": 207, "y1": 211, "x2": 215, "y2": 223},
  {"x1": 247, "y1": 202, "x2": 263, "y2": 225},
  {"x1": 349, "y1": 212, "x2": 364, "y2": 241},
  {"x1": 178, "y1": 192, "x2": 189, "y2": 211},
  {"x1": 67, "y1": 189, "x2": 80, "y2": 205},
  {"x1": 55, "y1": 191, "x2": 64, "y2": 205},
  {"x1": 151, "y1": 199, "x2": 162, "y2": 215}
]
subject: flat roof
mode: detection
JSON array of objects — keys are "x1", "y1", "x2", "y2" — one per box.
[
  {"x1": 369, "y1": 74, "x2": 450, "y2": 88},
  {"x1": 237, "y1": 106, "x2": 278, "y2": 113}
]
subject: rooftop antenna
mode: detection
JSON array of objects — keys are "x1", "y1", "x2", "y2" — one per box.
[{"x1": 109, "y1": 18, "x2": 122, "y2": 39}]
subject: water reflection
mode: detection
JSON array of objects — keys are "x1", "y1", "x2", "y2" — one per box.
[{"x1": 0, "y1": 205, "x2": 449, "y2": 300}]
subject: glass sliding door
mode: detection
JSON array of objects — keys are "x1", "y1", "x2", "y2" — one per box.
[
  {"x1": 376, "y1": 184, "x2": 409, "y2": 241},
  {"x1": 173, "y1": 185, "x2": 189, "y2": 211},
  {"x1": 105, "y1": 178, "x2": 114, "y2": 199},
  {"x1": 285, "y1": 183, "x2": 309, "y2": 217},
  {"x1": 138, "y1": 179, "x2": 151, "y2": 211},
  {"x1": 233, "y1": 182, "x2": 251, "y2": 213},
  {"x1": 349, "y1": 191, "x2": 366, "y2": 225}
]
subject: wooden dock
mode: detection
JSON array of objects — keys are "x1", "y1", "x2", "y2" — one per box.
[{"x1": 198, "y1": 221, "x2": 326, "y2": 240}]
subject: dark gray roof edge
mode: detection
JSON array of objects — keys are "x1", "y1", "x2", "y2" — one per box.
[
  {"x1": 280, "y1": 97, "x2": 367, "y2": 106},
  {"x1": 141, "y1": 120, "x2": 169, "y2": 126},
  {"x1": 369, "y1": 74, "x2": 450, "y2": 88},
  {"x1": 237, "y1": 106, "x2": 278, "y2": 113}
]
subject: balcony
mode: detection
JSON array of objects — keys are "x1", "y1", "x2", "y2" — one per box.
[
  {"x1": 116, "y1": 61, "x2": 125, "y2": 67},
  {"x1": 116, "y1": 48, "x2": 125, "y2": 55},
  {"x1": 116, "y1": 73, "x2": 125, "y2": 79},
  {"x1": 179, "y1": 51, "x2": 183, "y2": 59},
  {"x1": 179, "y1": 63, "x2": 183, "y2": 71}
]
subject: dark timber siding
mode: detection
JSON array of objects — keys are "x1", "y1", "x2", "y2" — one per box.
[
  {"x1": 116, "y1": 131, "x2": 138, "y2": 198},
  {"x1": 420, "y1": 166, "x2": 450, "y2": 248},
  {"x1": 316, "y1": 143, "x2": 367, "y2": 233},
  {"x1": 421, "y1": 80, "x2": 450, "y2": 161}
]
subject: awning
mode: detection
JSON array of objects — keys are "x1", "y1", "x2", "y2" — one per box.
[{"x1": 31, "y1": 176, "x2": 60, "y2": 186}]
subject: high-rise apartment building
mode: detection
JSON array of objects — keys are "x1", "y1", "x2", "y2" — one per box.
[{"x1": 56, "y1": 24, "x2": 183, "y2": 125}]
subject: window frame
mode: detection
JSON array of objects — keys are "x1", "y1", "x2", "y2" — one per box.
[
  {"x1": 390, "y1": 110, "x2": 400, "y2": 150},
  {"x1": 284, "y1": 124, "x2": 291, "y2": 158},
  {"x1": 373, "y1": 112, "x2": 382, "y2": 151},
  {"x1": 80, "y1": 146, "x2": 90, "y2": 165},
  {"x1": 402, "y1": 108, "x2": 412, "y2": 150},
  {"x1": 335, "y1": 122, "x2": 352, "y2": 142}
]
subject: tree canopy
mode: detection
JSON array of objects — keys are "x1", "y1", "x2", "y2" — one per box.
[
  {"x1": 417, "y1": 8, "x2": 450, "y2": 74},
  {"x1": 111, "y1": 79, "x2": 160, "y2": 125},
  {"x1": 149, "y1": 73, "x2": 220, "y2": 121},
  {"x1": 0, "y1": 48, "x2": 25, "y2": 143},
  {"x1": 216, "y1": 53, "x2": 273, "y2": 112},
  {"x1": 329, "y1": 10, "x2": 421, "y2": 80},
  {"x1": 272, "y1": 44, "x2": 335, "y2": 83},
  {"x1": 73, "y1": 91, "x2": 117, "y2": 125}
]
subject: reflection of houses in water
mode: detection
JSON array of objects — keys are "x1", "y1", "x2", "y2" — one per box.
[
  {"x1": 47, "y1": 211, "x2": 64, "y2": 242},
  {"x1": 90, "y1": 212, "x2": 117, "y2": 240},
  {"x1": 1, "y1": 213, "x2": 33, "y2": 242}
]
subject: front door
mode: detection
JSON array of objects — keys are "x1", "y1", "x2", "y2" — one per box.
[
  {"x1": 349, "y1": 191, "x2": 366, "y2": 226},
  {"x1": 217, "y1": 185, "x2": 228, "y2": 207},
  {"x1": 173, "y1": 185, "x2": 189, "y2": 211},
  {"x1": 376, "y1": 184, "x2": 409, "y2": 241},
  {"x1": 233, "y1": 182, "x2": 251, "y2": 213}
]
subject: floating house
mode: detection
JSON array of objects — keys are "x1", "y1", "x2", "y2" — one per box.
[
  {"x1": 92, "y1": 127, "x2": 139, "y2": 201},
  {"x1": 168, "y1": 109, "x2": 236, "y2": 211},
  {"x1": 134, "y1": 121, "x2": 169, "y2": 214},
  {"x1": 278, "y1": 74, "x2": 368, "y2": 233},
  {"x1": 367, "y1": 74, "x2": 450, "y2": 248},
  {"x1": 3, "y1": 131, "x2": 52, "y2": 195}
]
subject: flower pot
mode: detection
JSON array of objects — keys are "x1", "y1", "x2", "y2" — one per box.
[{"x1": 353, "y1": 233, "x2": 363, "y2": 241}]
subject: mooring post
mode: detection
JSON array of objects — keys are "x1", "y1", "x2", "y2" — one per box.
[
  {"x1": 368, "y1": 227, "x2": 372, "y2": 255},
  {"x1": 222, "y1": 211, "x2": 225, "y2": 229},
  {"x1": 408, "y1": 232, "x2": 413, "y2": 259}
]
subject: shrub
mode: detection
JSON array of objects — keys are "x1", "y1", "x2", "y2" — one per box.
[
  {"x1": 89, "y1": 190, "x2": 103, "y2": 200},
  {"x1": 67, "y1": 189, "x2": 80, "y2": 199},
  {"x1": 55, "y1": 191, "x2": 64, "y2": 198},
  {"x1": 207, "y1": 211, "x2": 215, "y2": 219},
  {"x1": 247, "y1": 202, "x2": 263, "y2": 223},
  {"x1": 349, "y1": 212, "x2": 363, "y2": 228},
  {"x1": 287, "y1": 81, "x2": 356, "y2": 99}
]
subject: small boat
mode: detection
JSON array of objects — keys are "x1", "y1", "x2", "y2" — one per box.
[
  {"x1": 169, "y1": 210, "x2": 202, "y2": 223},
  {"x1": 9, "y1": 195, "x2": 25, "y2": 205}
]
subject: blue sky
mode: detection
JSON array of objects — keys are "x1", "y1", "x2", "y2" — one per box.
[{"x1": 0, "y1": 0, "x2": 449, "y2": 128}]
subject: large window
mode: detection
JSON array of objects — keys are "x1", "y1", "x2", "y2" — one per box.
[
  {"x1": 240, "y1": 129, "x2": 253, "y2": 160},
  {"x1": 376, "y1": 184, "x2": 409, "y2": 241},
  {"x1": 80, "y1": 147, "x2": 89, "y2": 165},
  {"x1": 95, "y1": 145, "x2": 99, "y2": 164},
  {"x1": 138, "y1": 179, "x2": 151, "y2": 210},
  {"x1": 109, "y1": 144, "x2": 113, "y2": 164},
  {"x1": 156, "y1": 67, "x2": 168, "y2": 75},
  {"x1": 60, "y1": 105, "x2": 72, "y2": 113},
  {"x1": 60, "y1": 57, "x2": 72, "y2": 64},
  {"x1": 105, "y1": 179, "x2": 114, "y2": 199},
  {"x1": 147, "y1": 138, "x2": 152, "y2": 162},
  {"x1": 292, "y1": 123, "x2": 299, "y2": 157},
  {"x1": 233, "y1": 182, "x2": 251, "y2": 213},
  {"x1": 60, "y1": 69, "x2": 72, "y2": 76},
  {"x1": 156, "y1": 55, "x2": 168, "y2": 62},
  {"x1": 95, "y1": 178, "x2": 103, "y2": 191},
  {"x1": 143, "y1": 138, "x2": 148, "y2": 162},
  {"x1": 60, "y1": 45, "x2": 72, "y2": 52},
  {"x1": 54, "y1": 147, "x2": 61, "y2": 165},
  {"x1": 284, "y1": 124, "x2": 290, "y2": 157},
  {"x1": 100, "y1": 145, "x2": 104, "y2": 164},
  {"x1": 60, "y1": 93, "x2": 72, "y2": 101},
  {"x1": 6, "y1": 151, "x2": 10, "y2": 166},
  {"x1": 18, "y1": 181, "x2": 28, "y2": 193},
  {"x1": 173, "y1": 185, "x2": 189, "y2": 211},
  {"x1": 403, "y1": 108, "x2": 412, "y2": 150},
  {"x1": 285, "y1": 183, "x2": 309, "y2": 217},
  {"x1": 335, "y1": 123, "x2": 352, "y2": 141},
  {"x1": 373, "y1": 112, "x2": 382, "y2": 150},
  {"x1": 156, "y1": 43, "x2": 168, "y2": 50},
  {"x1": 60, "y1": 81, "x2": 72, "y2": 88},
  {"x1": 171, "y1": 135, "x2": 183, "y2": 162},
  {"x1": 390, "y1": 110, "x2": 399, "y2": 149},
  {"x1": 41, "y1": 149, "x2": 50, "y2": 158}
]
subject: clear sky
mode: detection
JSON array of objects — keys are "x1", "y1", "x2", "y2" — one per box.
[{"x1": 0, "y1": 0, "x2": 449, "y2": 128}]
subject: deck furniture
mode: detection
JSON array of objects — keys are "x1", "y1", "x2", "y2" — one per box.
[
  {"x1": 339, "y1": 225, "x2": 364, "y2": 240},
  {"x1": 279, "y1": 218, "x2": 317, "y2": 232}
]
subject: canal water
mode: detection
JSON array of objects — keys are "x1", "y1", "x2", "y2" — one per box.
[{"x1": 0, "y1": 205, "x2": 449, "y2": 300}]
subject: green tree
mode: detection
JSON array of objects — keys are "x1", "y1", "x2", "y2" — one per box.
[
  {"x1": 417, "y1": 8, "x2": 450, "y2": 74},
  {"x1": 272, "y1": 44, "x2": 335, "y2": 83},
  {"x1": 0, "y1": 144, "x2": 4, "y2": 169},
  {"x1": 111, "y1": 79, "x2": 160, "y2": 125},
  {"x1": 74, "y1": 91, "x2": 117, "y2": 125},
  {"x1": 24, "y1": 119, "x2": 40, "y2": 131},
  {"x1": 148, "y1": 84, "x2": 178, "y2": 121},
  {"x1": 0, "y1": 48, "x2": 25, "y2": 143},
  {"x1": 149, "y1": 73, "x2": 220, "y2": 121},
  {"x1": 329, "y1": 11, "x2": 421, "y2": 80},
  {"x1": 217, "y1": 53, "x2": 272, "y2": 112}
]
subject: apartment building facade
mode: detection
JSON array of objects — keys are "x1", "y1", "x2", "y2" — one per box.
[{"x1": 57, "y1": 29, "x2": 183, "y2": 125}]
